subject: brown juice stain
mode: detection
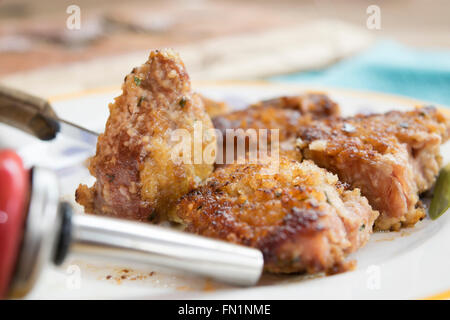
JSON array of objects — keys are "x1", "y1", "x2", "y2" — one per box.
[
  {"x1": 66, "y1": 258, "x2": 328, "y2": 293},
  {"x1": 400, "y1": 230, "x2": 413, "y2": 237},
  {"x1": 176, "y1": 286, "x2": 192, "y2": 291},
  {"x1": 202, "y1": 279, "x2": 217, "y2": 292},
  {"x1": 374, "y1": 229, "x2": 413, "y2": 242},
  {"x1": 258, "y1": 272, "x2": 325, "y2": 286},
  {"x1": 101, "y1": 266, "x2": 157, "y2": 284},
  {"x1": 375, "y1": 237, "x2": 396, "y2": 242},
  {"x1": 67, "y1": 259, "x2": 217, "y2": 291}
]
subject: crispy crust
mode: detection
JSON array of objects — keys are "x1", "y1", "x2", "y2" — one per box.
[
  {"x1": 213, "y1": 92, "x2": 339, "y2": 142},
  {"x1": 251, "y1": 92, "x2": 340, "y2": 118},
  {"x1": 76, "y1": 49, "x2": 216, "y2": 222},
  {"x1": 199, "y1": 94, "x2": 230, "y2": 118},
  {"x1": 297, "y1": 106, "x2": 450, "y2": 230},
  {"x1": 176, "y1": 156, "x2": 378, "y2": 274},
  {"x1": 212, "y1": 93, "x2": 340, "y2": 163}
]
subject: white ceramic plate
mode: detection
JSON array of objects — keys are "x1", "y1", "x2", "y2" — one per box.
[{"x1": 2, "y1": 82, "x2": 449, "y2": 300}]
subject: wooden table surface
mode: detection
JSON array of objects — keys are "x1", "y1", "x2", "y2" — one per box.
[{"x1": 1, "y1": 0, "x2": 449, "y2": 77}]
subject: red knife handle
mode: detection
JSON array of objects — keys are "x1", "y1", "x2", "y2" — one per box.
[{"x1": 0, "y1": 150, "x2": 29, "y2": 299}]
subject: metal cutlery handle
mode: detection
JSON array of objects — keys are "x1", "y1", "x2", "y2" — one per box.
[
  {"x1": 0, "y1": 84, "x2": 59, "y2": 140},
  {"x1": 5, "y1": 164, "x2": 263, "y2": 298},
  {"x1": 57, "y1": 204, "x2": 263, "y2": 287}
]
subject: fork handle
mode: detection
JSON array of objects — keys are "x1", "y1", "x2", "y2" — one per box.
[{"x1": 0, "y1": 85, "x2": 59, "y2": 140}]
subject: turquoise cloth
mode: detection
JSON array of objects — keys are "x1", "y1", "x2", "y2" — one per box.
[{"x1": 271, "y1": 41, "x2": 450, "y2": 106}]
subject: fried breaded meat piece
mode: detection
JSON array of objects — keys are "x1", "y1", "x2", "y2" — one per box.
[
  {"x1": 199, "y1": 94, "x2": 230, "y2": 118},
  {"x1": 297, "y1": 107, "x2": 450, "y2": 231},
  {"x1": 176, "y1": 156, "x2": 378, "y2": 274},
  {"x1": 213, "y1": 93, "x2": 339, "y2": 142},
  {"x1": 212, "y1": 93, "x2": 339, "y2": 162},
  {"x1": 251, "y1": 93, "x2": 340, "y2": 119},
  {"x1": 76, "y1": 49, "x2": 216, "y2": 222}
]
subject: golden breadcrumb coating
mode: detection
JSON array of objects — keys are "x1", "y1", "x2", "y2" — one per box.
[
  {"x1": 213, "y1": 92, "x2": 339, "y2": 142},
  {"x1": 212, "y1": 93, "x2": 339, "y2": 163},
  {"x1": 76, "y1": 49, "x2": 216, "y2": 222},
  {"x1": 250, "y1": 92, "x2": 340, "y2": 118},
  {"x1": 297, "y1": 106, "x2": 450, "y2": 230},
  {"x1": 176, "y1": 155, "x2": 378, "y2": 274},
  {"x1": 199, "y1": 94, "x2": 230, "y2": 118}
]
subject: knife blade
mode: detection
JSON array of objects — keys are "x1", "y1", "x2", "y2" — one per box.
[{"x1": 52, "y1": 117, "x2": 99, "y2": 146}]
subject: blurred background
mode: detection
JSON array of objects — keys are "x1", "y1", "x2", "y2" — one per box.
[{"x1": 1, "y1": 0, "x2": 449, "y2": 104}]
